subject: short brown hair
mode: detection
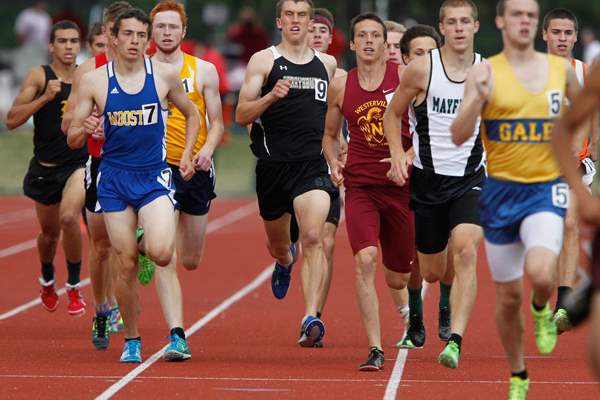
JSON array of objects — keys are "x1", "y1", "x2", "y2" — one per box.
[
  {"x1": 439, "y1": 0, "x2": 478, "y2": 22},
  {"x1": 86, "y1": 23, "x2": 103, "y2": 46},
  {"x1": 103, "y1": 1, "x2": 132, "y2": 24},
  {"x1": 150, "y1": 1, "x2": 188, "y2": 28},
  {"x1": 111, "y1": 8, "x2": 151, "y2": 37},
  {"x1": 350, "y1": 12, "x2": 387, "y2": 42},
  {"x1": 275, "y1": 0, "x2": 314, "y2": 19},
  {"x1": 384, "y1": 21, "x2": 406, "y2": 34}
]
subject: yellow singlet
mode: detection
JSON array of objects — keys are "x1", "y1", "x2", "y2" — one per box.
[
  {"x1": 481, "y1": 53, "x2": 567, "y2": 183},
  {"x1": 166, "y1": 52, "x2": 207, "y2": 165}
]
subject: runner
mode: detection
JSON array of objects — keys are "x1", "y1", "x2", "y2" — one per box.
[
  {"x1": 236, "y1": 0, "x2": 338, "y2": 347},
  {"x1": 150, "y1": 0, "x2": 224, "y2": 361},
  {"x1": 542, "y1": 7, "x2": 598, "y2": 334},
  {"x1": 6, "y1": 20, "x2": 87, "y2": 317},
  {"x1": 323, "y1": 12, "x2": 414, "y2": 371},
  {"x1": 67, "y1": 7, "x2": 201, "y2": 363},
  {"x1": 384, "y1": 0, "x2": 484, "y2": 366},
  {"x1": 452, "y1": 0, "x2": 580, "y2": 396},
  {"x1": 62, "y1": 1, "x2": 132, "y2": 350}
]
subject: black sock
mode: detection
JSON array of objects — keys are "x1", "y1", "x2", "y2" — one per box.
[
  {"x1": 532, "y1": 297, "x2": 545, "y2": 311},
  {"x1": 171, "y1": 327, "x2": 186, "y2": 339},
  {"x1": 439, "y1": 282, "x2": 451, "y2": 309},
  {"x1": 449, "y1": 333, "x2": 462, "y2": 349},
  {"x1": 66, "y1": 260, "x2": 81, "y2": 286},
  {"x1": 408, "y1": 287, "x2": 423, "y2": 317},
  {"x1": 511, "y1": 369, "x2": 528, "y2": 380},
  {"x1": 125, "y1": 336, "x2": 141, "y2": 342},
  {"x1": 316, "y1": 312, "x2": 322, "y2": 319},
  {"x1": 41, "y1": 262, "x2": 54, "y2": 283},
  {"x1": 556, "y1": 286, "x2": 573, "y2": 311}
]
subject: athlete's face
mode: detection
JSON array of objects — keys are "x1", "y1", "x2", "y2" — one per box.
[
  {"x1": 152, "y1": 10, "x2": 186, "y2": 54},
  {"x1": 543, "y1": 18, "x2": 577, "y2": 58},
  {"x1": 386, "y1": 31, "x2": 403, "y2": 64},
  {"x1": 439, "y1": 6, "x2": 479, "y2": 53},
  {"x1": 276, "y1": 1, "x2": 312, "y2": 44},
  {"x1": 351, "y1": 19, "x2": 386, "y2": 64},
  {"x1": 49, "y1": 28, "x2": 80, "y2": 66},
  {"x1": 402, "y1": 36, "x2": 438, "y2": 65},
  {"x1": 115, "y1": 18, "x2": 149, "y2": 62},
  {"x1": 309, "y1": 22, "x2": 332, "y2": 53},
  {"x1": 88, "y1": 33, "x2": 108, "y2": 57},
  {"x1": 496, "y1": 0, "x2": 539, "y2": 49}
]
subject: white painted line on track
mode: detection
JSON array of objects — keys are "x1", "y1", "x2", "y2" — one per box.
[
  {"x1": 383, "y1": 281, "x2": 429, "y2": 400},
  {"x1": 95, "y1": 266, "x2": 273, "y2": 400},
  {"x1": 0, "y1": 202, "x2": 257, "y2": 320}
]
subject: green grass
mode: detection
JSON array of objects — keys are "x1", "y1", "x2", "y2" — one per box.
[{"x1": 0, "y1": 127, "x2": 256, "y2": 197}]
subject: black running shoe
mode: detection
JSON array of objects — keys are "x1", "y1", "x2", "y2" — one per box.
[
  {"x1": 358, "y1": 347, "x2": 384, "y2": 371},
  {"x1": 438, "y1": 306, "x2": 451, "y2": 341},
  {"x1": 406, "y1": 312, "x2": 426, "y2": 348},
  {"x1": 92, "y1": 314, "x2": 109, "y2": 350},
  {"x1": 564, "y1": 278, "x2": 593, "y2": 327}
]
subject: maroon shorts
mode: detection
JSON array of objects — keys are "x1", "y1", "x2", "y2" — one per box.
[{"x1": 344, "y1": 185, "x2": 415, "y2": 273}]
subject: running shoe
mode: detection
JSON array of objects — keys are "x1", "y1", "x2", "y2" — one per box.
[
  {"x1": 39, "y1": 277, "x2": 59, "y2": 312},
  {"x1": 397, "y1": 313, "x2": 426, "y2": 349},
  {"x1": 120, "y1": 339, "x2": 142, "y2": 363},
  {"x1": 531, "y1": 301, "x2": 557, "y2": 354},
  {"x1": 564, "y1": 278, "x2": 592, "y2": 327},
  {"x1": 438, "y1": 306, "x2": 451, "y2": 341},
  {"x1": 109, "y1": 307, "x2": 125, "y2": 333},
  {"x1": 298, "y1": 315, "x2": 325, "y2": 347},
  {"x1": 508, "y1": 376, "x2": 529, "y2": 400},
  {"x1": 438, "y1": 340, "x2": 460, "y2": 369},
  {"x1": 92, "y1": 314, "x2": 110, "y2": 350},
  {"x1": 163, "y1": 334, "x2": 192, "y2": 362},
  {"x1": 271, "y1": 243, "x2": 295, "y2": 299},
  {"x1": 553, "y1": 308, "x2": 572, "y2": 335},
  {"x1": 358, "y1": 347, "x2": 385, "y2": 371},
  {"x1": 66, "y1": 284, "x2": 86, "y2": 316},
  {"x1": 136, "y1": 227, "x2": 155, "y2": 286}
]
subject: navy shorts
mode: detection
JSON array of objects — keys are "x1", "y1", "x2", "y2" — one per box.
[
  {"x1": 97, "y1": 162, "x2": 176, "y2": 213},
  {"x1": 169, "y1": 162, "x2": 216, "y2": 216}
]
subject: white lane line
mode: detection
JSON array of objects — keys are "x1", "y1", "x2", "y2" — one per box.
[
  {"x1": 1, "y1": 375, "x2": 596, "y2": 386},
  {"x1": 383, "y1": 281, "x2": 429, "y2": 400},
  {"x1": 95, "y1": 266, "x2": 273, "y2": 400},
  {"x1": 0, "y1": 202, "x2": 256, "y2": 320}
]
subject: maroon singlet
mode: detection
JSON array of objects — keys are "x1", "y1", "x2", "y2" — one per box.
[{"x1": 341, "y1": 61, "x2": 411, "y2": 188}]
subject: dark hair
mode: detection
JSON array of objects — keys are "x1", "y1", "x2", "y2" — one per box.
[
  {"x1": 400, "y1": 24, "x2": 442, "y2": 56},
  {"x1": 111, "y1": 8, "x2": 151, "y2": 37},
  {"x1": 275, "y1": 0, "x2": 314, "y2": 18},
  {"x1": 50, "y1": 20, "x2": 80, "y2": 43},
  {"x1": 440, "y1": 0, "x2": 478, "y2": 22},
  {"x1": 314, "y1": 7, "x2": 334, "y2": 26},
  {"x1": 103, "y1": 1, "x2": 132, "y2": 24},
  {"x1": 543, "y1": 8, "x2": 578, "y2": 32},
  {"x1": 86, "y1": 23, "x2": 103, "y2": 46},
  {"x1": 350, "y1": 12, "x2": 387, "y2": 42}
]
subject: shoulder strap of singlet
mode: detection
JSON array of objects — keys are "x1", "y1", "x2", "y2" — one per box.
[
  {"x1": 144, "y1": 58, "x2": 152, "y2": 75},
  {"x1": 269, "y1": 46, "x2": 282, "y2": 60},
  {"x1": 314, "y1": 49, "x2": 324, "y2": 62},
  {"x1": 107, "y1": 61, "x2": 114, "y2": 78},
  {"x1": 572, "y1": 58, "x2": 585, "y2": 85}
]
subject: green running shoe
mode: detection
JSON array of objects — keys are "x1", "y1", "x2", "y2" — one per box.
[
  {"x1": 508, "y1": 377, "x2": 529, "y2": 400},
  {"x1": 438, "y1": 340, "x2": 460, "y2": 369},
  {"x1": 92, "y1": 314, "x2": 110, "y2": 350},
  {"x1": 136, "y1": 228, "x2": 155, "y2": 286},
  {"x1": 531, "y1": 301, "x2": 557, "y2": 354},
  {"x1": 553, "y1": 308, "x2": 572, "y2": 335}
]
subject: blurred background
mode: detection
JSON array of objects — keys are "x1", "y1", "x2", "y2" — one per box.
[{"x1": 1, "y1": 0, "x2": 599, "y2": 197}]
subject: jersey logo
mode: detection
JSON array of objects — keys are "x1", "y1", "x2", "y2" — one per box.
[
  {"x1": 483, "y1": 118, "x2": 554, "y2": 143},
  {"x1": 279, "y1": 65, "x2": 288, "y2": 71},
  {"x1": 110, "y1": 87, "x2": 119, "y2": 94},
  {"x1": 432, "y1": 97, "x2": 461, "y2": 114},
  {"x1": 356, "y1": 101, "x2": 387, "y2": 146},
  {"x1": 107, "y1": 103, "x2": 158, "y2": 127}
]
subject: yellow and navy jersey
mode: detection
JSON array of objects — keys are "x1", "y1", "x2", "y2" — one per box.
[
  {"x1": 481, "y1": 53, "x2": 567, "y2": 183},
  {"x1": 165, "y1": 53, "x2": 208, "y2": 165}
]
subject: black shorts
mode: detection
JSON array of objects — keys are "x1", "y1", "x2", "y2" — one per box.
[
  {"x1": 256, "y1": 157, "x2": 338, "y2": 221},
  {"x1": 85, "y1": 156, "x2": 102, "y2": 213},
  {"x1": 289, "y1": 191, "x2": 341, "y2": 243},
  {"x1": 412, "y1": 186, "x2": 482, "y2": 255},
  {"x1": 169, "y1": 162, "x2": 216, "y2": 216},
  {"x1": 23, "y1": 157, "x2": 85, "y2": 206}
]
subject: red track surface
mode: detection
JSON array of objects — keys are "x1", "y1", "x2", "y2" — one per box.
[{"x1": 0, "y1": 195, "x2": 598, "y2": 399}]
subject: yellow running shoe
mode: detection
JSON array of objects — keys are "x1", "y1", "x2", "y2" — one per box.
[
  {"x1": 531, "y1": 301, "x2": 557, "y2": 354},
  {"x1": 508, "y1": 377, "x2": 529, "y2": 400}
]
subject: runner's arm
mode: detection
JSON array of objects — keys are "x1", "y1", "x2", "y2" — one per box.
[
  {"x1": 67, "y1": 72, "x2": 95, "y2": 149},
  {"x1": 322, "y1": 75, "x2": 345, "y2": 186},
  {"x1": 61, "y1": 58, "x2": 94, "y2": 134},
  {"x1": 6, "y1": 67, "x2": 47, "y2": 130}
]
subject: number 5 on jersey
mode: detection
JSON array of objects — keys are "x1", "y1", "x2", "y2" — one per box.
[{"x1": 551, "y1": 182, "x2": 569, "y2": 208}]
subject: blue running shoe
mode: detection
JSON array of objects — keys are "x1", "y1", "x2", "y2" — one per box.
[
  {"x1": 298, "y1": 315, "x2": 325, "y2": 347},
  {"x1": 120, "y1": 339, "x2": 142, "y2": 363},
  {"x1": 164, "y1": 334, "x2": 191, "y2": 362},
  {"x1": 271, "y1": 243, "x2": 295, "y2": 299}
]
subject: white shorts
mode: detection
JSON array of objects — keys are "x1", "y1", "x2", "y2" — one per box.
[{"x1": 485, "y1": 212, "x2": 564, "y2": 283}]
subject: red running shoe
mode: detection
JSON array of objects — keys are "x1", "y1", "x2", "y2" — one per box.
[
  {"x1": 39, "y1": 278, "x2": 59, "y2": 312},
  {"x1": 66, "y1": 284, "x2": 86, "y2": 316}
]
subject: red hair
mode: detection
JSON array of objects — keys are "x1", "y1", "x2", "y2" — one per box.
[{"x1": 150, "y1": 1, "x2": 188, "y2": 28}]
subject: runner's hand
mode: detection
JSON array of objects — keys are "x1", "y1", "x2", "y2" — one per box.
[
  {"x1": 268, "y1": 79, "x2": 292, "y2": 101},
  {"x1": 43, "y1": 78, "x2": 62, "y2": 101},
  {"x1": 193, "y1": 147, "x2": 213, "y2": 172},
  {"x1": 179, "y1": 156, "x2": 195, "y2": 181},
  {"x1": 381, "y1": 152, "x2": 410, "y2": 186},
  {"x1": 330, "y1": 159, "x2": 345, "y2": 187}
]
